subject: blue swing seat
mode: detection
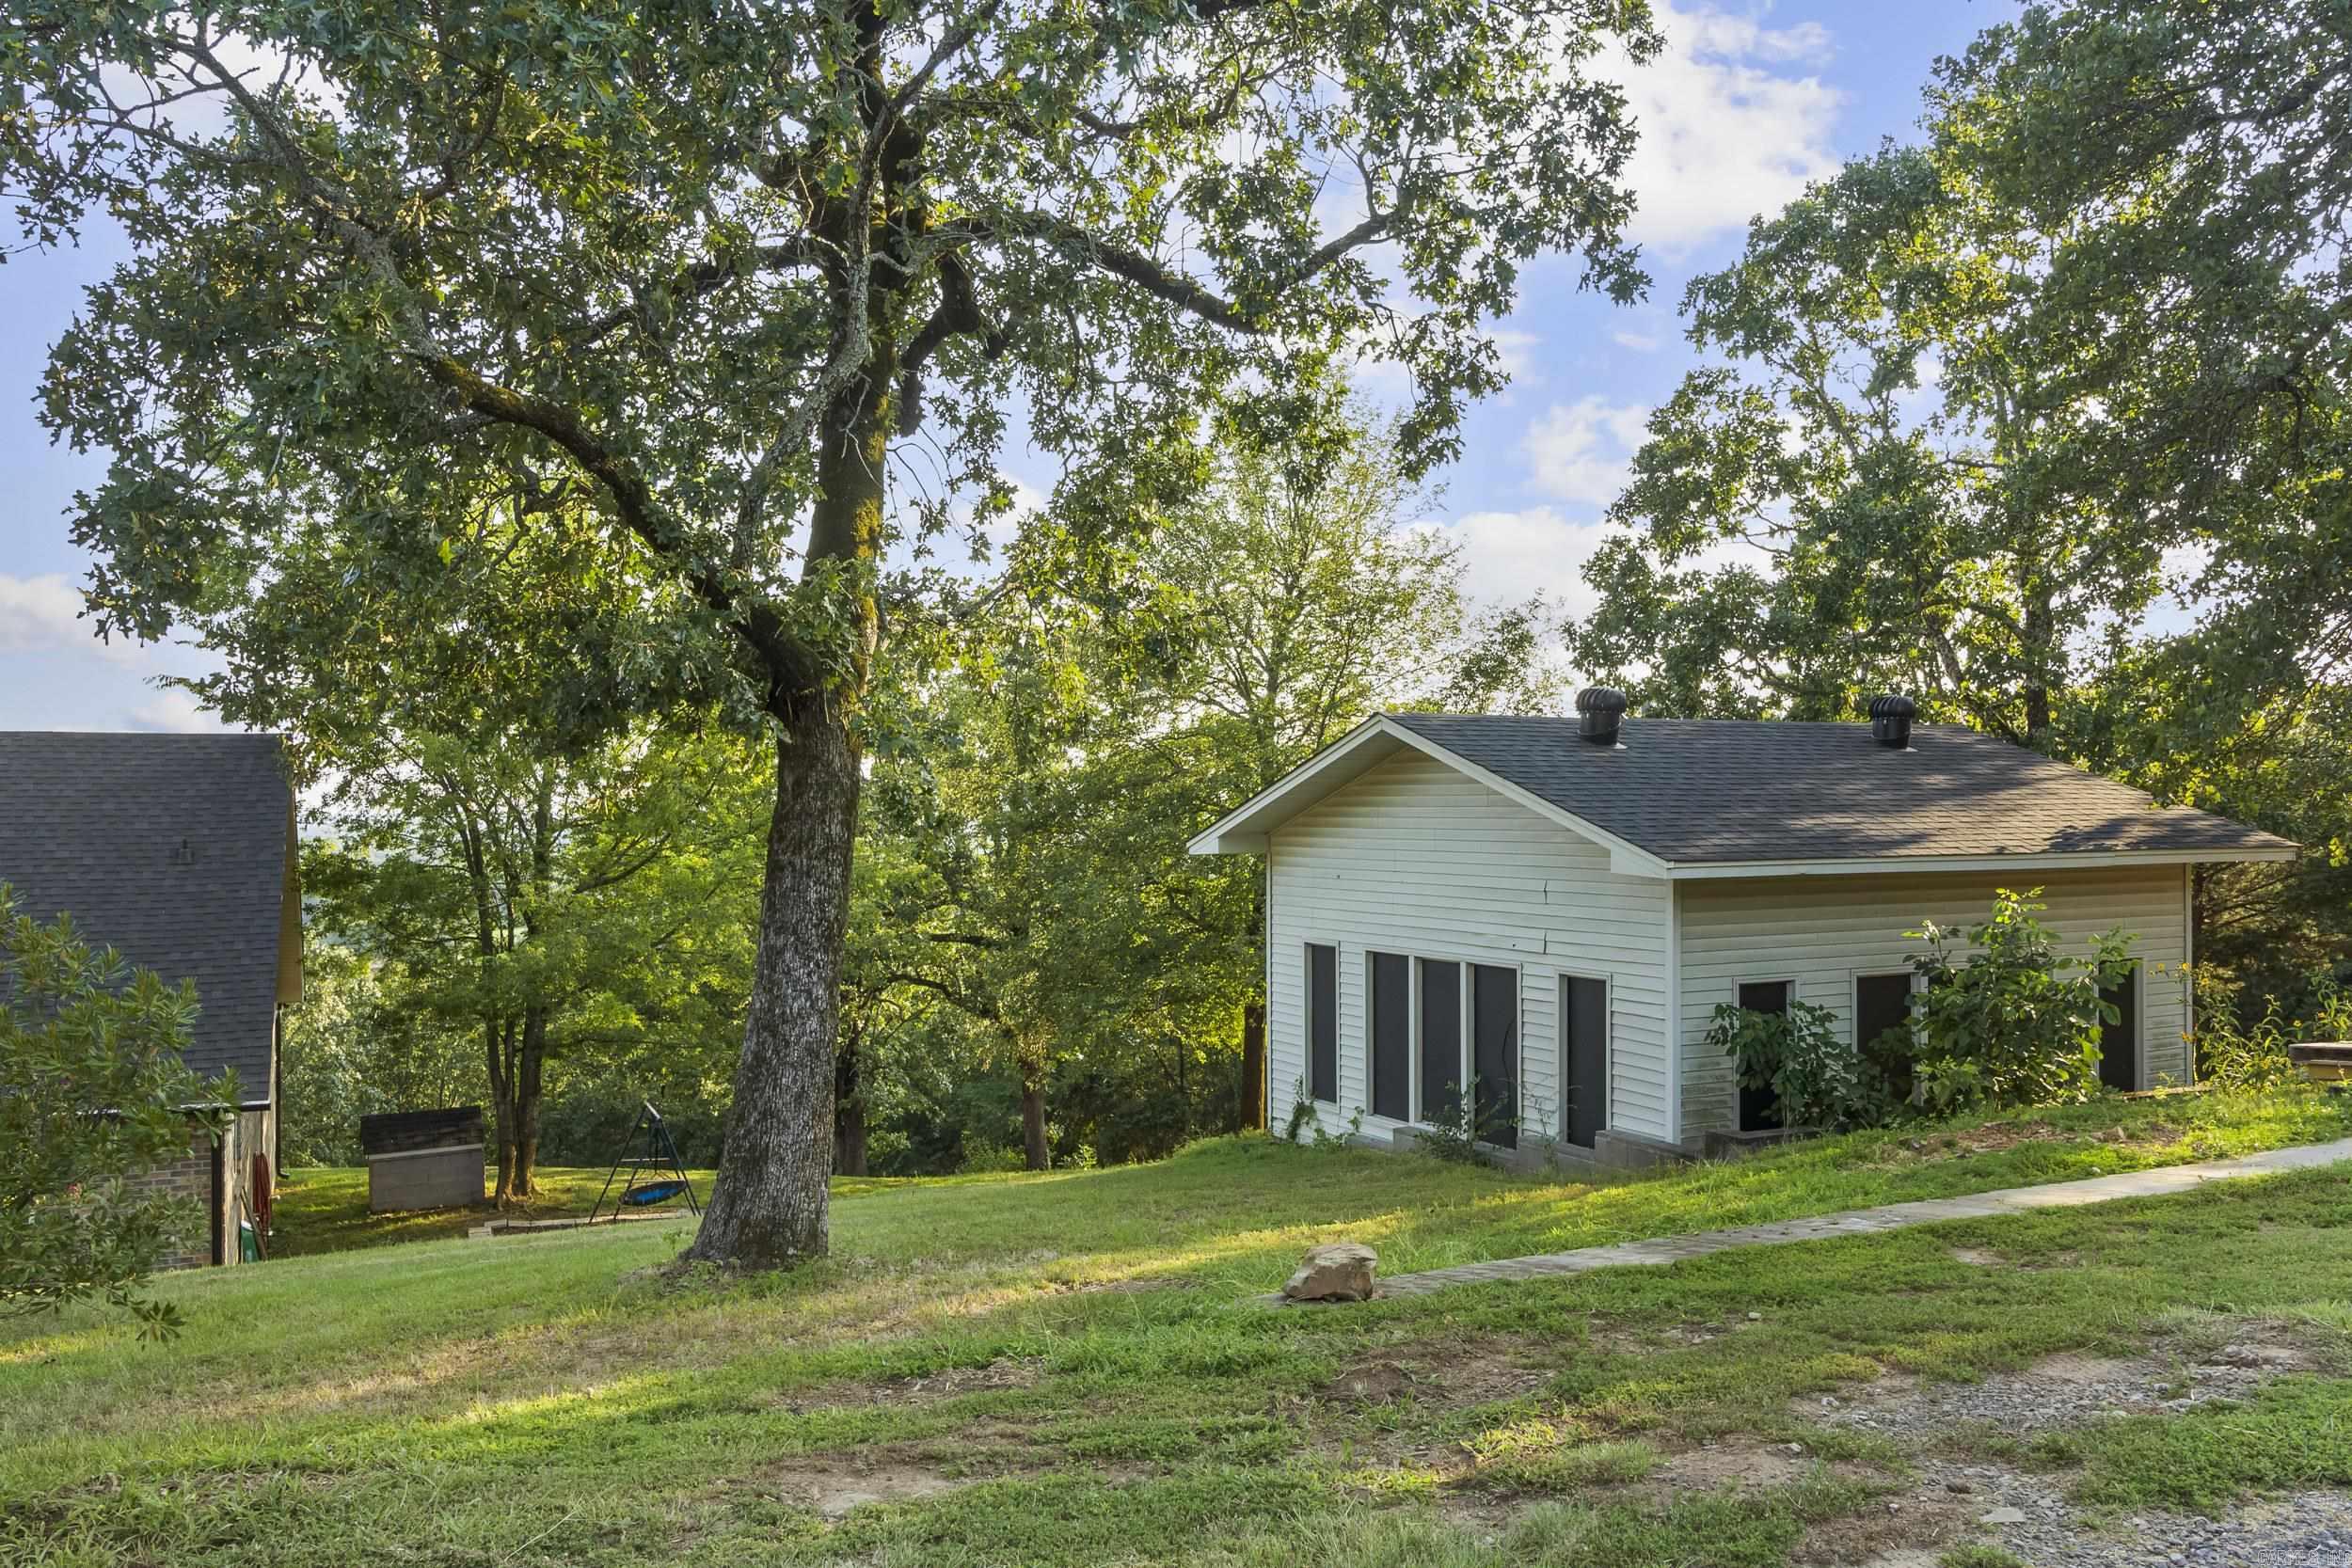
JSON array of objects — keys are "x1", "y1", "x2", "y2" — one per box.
[{"x1": 622, "y1": 1179, "x2": 688, "y2": 1207}]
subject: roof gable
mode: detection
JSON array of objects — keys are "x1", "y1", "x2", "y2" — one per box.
[
  {"x1": 0, "y1": 733, "x2": 298, "y2": 1099},
  {"x1": 1192, "y1": 713, "x2": 2297, "y2": 875}
]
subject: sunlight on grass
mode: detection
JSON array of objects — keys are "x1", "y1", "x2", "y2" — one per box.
[{"x1": 4, "y1": 1086, "x2": 2348, "y2": 1567}]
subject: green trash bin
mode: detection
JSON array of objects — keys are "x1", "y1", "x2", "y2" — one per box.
[{"x1": 238, "y1": 1217, "x2": 261, "y2": 1263}]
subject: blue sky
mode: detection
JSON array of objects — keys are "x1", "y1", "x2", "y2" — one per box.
[{"x1": 0, "y1": 1, "x2": 2010, "y2": 732}]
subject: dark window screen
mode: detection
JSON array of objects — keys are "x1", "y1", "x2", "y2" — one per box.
[
  {"x1": 1471, "y1": 965, "x2": 1518, "y2": 1149},
  {"x1": 1419, "y1": 960, "x2": 1462, "y2": 1119},
  {"x1": 1737, "y1": 980, "x2": 1790, "y2": 1132},
  {"x1": 1369, "y1": 953, "x2": 1411, "y2": 1121},
  {"x1": 1561, "y1": 976, "x2": 1608, "y2": 1148},
  {"x1": 1855, "y1": 974, "x2": 1915, "y2": 1103},
  {"x1": 1307, "y1": 943, "x2": 1338, "y2": 1102},
  {"x1": 2099, "y1": 961, "x2": 2139, "y2": 1092}
]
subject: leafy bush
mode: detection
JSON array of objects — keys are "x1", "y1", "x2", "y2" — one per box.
[
  {"x1": 2189, "y1": 965, "x2": 2352, "y2": 1090},
  {"x1": 0, "y1": 892, "x2": 225, "y2": 1337},
  {"x1": 1411, "y1": 1077, "x2": 1514, "y2": 1164},
  {"x1": 1708, "y1": 999, "x2": 1886, "y2": 1130},
  {"x1": 1905, "y1": 889, "x2": 2137, "y2": 1113}
]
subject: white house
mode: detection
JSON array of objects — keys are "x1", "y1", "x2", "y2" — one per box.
[{"x1": 1189, "y1": 692, "x2": 2299, "y2": 1166}]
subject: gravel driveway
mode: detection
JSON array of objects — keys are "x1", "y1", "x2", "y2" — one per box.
[{"x1": 1798, "y1": 1315, "x2": 2348, "y2": 1567}]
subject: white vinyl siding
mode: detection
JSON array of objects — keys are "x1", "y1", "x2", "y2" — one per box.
[
  {"x1": 1265, "y1": 749, "x2": 1673, "y2": 1144},
  {"x1": 1676, "y1": 865, "x2": 2194, "y2": 1136}
]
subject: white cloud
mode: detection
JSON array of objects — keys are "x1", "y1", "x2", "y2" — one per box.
[
  {"x1": 1609, "y1": 3, "x2": 1846, "y2": 254},
  {"x1": 1523, "y1": 397, "x2": 1651, "y2": 507},
  {"x1": 0, "y1": 572, "x2": 141, "y2": 662},
  {"x1": 1447, "y1": 506, "x2": 1619, "y2": 622},
  {"x1": 1443, "y1": 502, "x2": 1780, "y2": 631},
  {"x1": 1490, "y1": 329, "x2": 1543, "y2": 381},
  {"x1": 126, "y1": 687, "x2": 228, "y2": 734},
  {"x1": 1613, "y1": 330, "x2": 1661, "y2": 353}
]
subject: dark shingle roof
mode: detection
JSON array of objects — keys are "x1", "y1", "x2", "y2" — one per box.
[
  {"x1": 0, "y1": 733, "x2": 295, "y2": 1099},
  {"x1": 1386, "y1": 713, "x2": 2296, "y2": 865}
]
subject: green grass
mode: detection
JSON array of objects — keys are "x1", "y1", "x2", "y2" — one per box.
[
  {"x1": 268, "y1": 1164, "x2": 727, "y2": 1256},
  {"x1": 5, "y1": 1085, "x2": 2349, "y2": 1566}
]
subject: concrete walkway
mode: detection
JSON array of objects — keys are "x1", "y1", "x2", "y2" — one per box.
[{"x1": 1322, "y1": 1136, "x2": 2352, "y2": 1303}]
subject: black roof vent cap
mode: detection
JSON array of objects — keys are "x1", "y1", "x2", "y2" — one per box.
[
  {"x1": 1576, "y1": 687, "x2": 1629, "y2": 747},
  {"x1": 1868, "y1": 693, "x2": 1917, "y2": 750}
]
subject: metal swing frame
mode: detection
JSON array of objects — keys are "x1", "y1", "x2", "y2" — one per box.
[{"x1": 588, "y1": 1100, "x2": 704, "y2": 1224}]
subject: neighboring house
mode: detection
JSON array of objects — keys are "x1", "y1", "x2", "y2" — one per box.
[
  {"x1": 0, "y1": 732, "x2": 302, "y2": 1267},
  {"x1": 1190, "y1": 693, "x2": 2298, "y2": 1167}
]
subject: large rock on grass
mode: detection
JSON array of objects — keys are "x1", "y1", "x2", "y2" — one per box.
[{"x1": 1283, "y1": 1241, "x2": 1377, "y2": 1303}]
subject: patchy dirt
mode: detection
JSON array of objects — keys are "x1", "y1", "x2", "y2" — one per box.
[
  {"x1": 1315, "y1": 1338, "x2": 1556, "y2": 1411},
  {"x1": 771, "y1": 1354, "x2": 1045, "y2": 1413},
  {"x1": 1650, "y1": 1438, "x2": 1816, "y2": 1493},
  {"x1": 1045, "y1": 1275, "x2": 1182, "y2": 1296},
  {"x1": 1946, "y1": 1246, "x2": 2007, "y2": 1267},
  {"x1": 1325, "y1": 1314, "x2": 2348, "y2": 1563},
  {"x1": 1791, "y1": 1483, "x2": 1971, "y2": 1565},
  {"x1": 739, "y1": 1453, "x2": 974, "y2": 1519}
]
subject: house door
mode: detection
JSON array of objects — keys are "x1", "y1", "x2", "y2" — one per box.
[
  {"x1": 1737, "y1": 980, "x2": 1790, "y2": 1132},
  {"x1": 1471, "y1": 965, "x2": 1518, "y2": 1149},
  {"x1": 1560, "y1": 975, "x2": 1608, "y2": 1148},
  {"x1": 2099, "y1": 962, "x2": 2139, "y2": 1092}
]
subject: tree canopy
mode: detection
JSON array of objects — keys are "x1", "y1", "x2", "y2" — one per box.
[{"x1": 6, "y1": 0, "x2": 1660, "y2": 1265}]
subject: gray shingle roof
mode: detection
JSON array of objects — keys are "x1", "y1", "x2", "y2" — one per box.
[
  {"x1": 1386, "y1": 713, "x2": 2296, "y2": 865},
  {"x1": 0, "y1": 733, "x2": 296, "y2": 1099}
]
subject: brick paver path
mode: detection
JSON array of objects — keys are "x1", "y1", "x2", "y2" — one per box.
[{"x1": 1274, "y1": 1136, "x2": 2352, "y2": 1304}]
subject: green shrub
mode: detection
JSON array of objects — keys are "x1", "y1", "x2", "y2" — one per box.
[
  {"x1": 1708, "y1": 999, "x2": 1887, "y2": 1130},
  {"x1": 0, "y1": 891, "x2": 225, "y2": 1337},
  {"x1": 2189, "y1": 965, "x2": 2352, "y2": 1090},
  {"x1": 1906, "y1": 889, "x2": 2136, "y2": 1113}
]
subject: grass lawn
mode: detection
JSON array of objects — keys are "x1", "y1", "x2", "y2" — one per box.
[
  {"x1": 268, "y1": 1164, "x2": 725, "y2": 1256},
  {"x1": 6, "y1": 1086, "x2": 2350, "y2": 1566}
]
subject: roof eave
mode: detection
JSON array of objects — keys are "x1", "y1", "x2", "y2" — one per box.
[
  {"x1": 1185, "y1": 717, "x2": 1397, "y2": 856},
  {"x1": 1661, "y1": 842, "x2": 2301, "y2": 881}
]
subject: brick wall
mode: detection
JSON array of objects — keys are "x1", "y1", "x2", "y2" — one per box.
[{"x1": 130, "y1": 1105, "x2": 276, "y2": 1272}]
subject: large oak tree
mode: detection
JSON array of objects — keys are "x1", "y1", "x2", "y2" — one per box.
[{"x1": 5, "y1": 0, "x2": 1655, "y2": 1266}]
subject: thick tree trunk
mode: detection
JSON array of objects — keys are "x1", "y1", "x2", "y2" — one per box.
[
  {"x1": 1020, "y1": 1068, "x2": 1050, "y2": 1171},
  {"x1": 1239, "y1": 999, "x2": 1267, "y2": 1132},
  {"x1": 834, "y1": 1027, "x2": 868, "y2": 1178},
  {"x1": 686, "y1": 26, "x2": 899, "y2": 1264},
  {"x1": 683, "y1": 707, "x2": 861, "y2": 1266},
  {"x1": 485, "y1": 1015, "x2": 517, "y2": 1205},
  {"x1": 2023, "y1": 596, "x2": 2056, "y2": 752},
  {"x1": 513, "y1": 1007, "x2": 546, "y2": 1198}
]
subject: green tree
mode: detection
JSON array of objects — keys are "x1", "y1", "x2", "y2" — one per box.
[
  {"x1": 1923, "y1": 0, "x2": 2352, "y2": 994},
  {"x1": 276, "y1": 943, "x2": 478, "y2": 1167},
  {"x1": 1575, "y1": 0, "x2": 2349, "y2": 1010},
  {"x1": 863, "y1": 406, "x2": 1560, "y2": 1161},
  {"x1": 8, "y1": 0, "x2": 1656, "y2": 1266},
  {"x1": 308, "y1": 727, "x2": 765, "y2": 1200},
  {"x1": 0, "y1": 893, "x2": 223, "y2": 1336},
  {"x1": 1570, "y1": 143, "x2": 2170, "y2": 746}
]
